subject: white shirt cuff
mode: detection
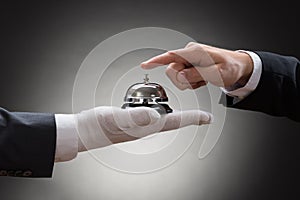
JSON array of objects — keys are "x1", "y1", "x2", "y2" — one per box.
[
  {"x1": 54, "y1": 114, "x2": 78, "y2": 162},
  {"x1": 221, "y1": 50, "x2": 262, "y2": 100}
]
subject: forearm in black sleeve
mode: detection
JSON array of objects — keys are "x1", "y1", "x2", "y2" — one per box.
[
  {"x1": 222, "y1": 51, "x2": 300, "y2": 122},
  {"x1": 0, "y1": 107, "x2": 56, "y2": 177}
]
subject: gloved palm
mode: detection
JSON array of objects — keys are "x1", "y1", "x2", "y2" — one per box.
[{"x1": 75, "y1": 106, "x2": 212, "y2": 152}]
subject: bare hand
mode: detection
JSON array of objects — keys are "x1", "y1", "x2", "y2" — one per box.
[{"x1": 141, "y1": 42, "x2": 254, "y2": 90}]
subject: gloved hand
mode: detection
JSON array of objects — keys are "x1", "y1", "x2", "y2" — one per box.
[
  {"x1": 75, "y1": 106, "x2": 212, "y2": 152},
  {"x1": 141, "y1": 42, "x2": 254, "y2": 90}
]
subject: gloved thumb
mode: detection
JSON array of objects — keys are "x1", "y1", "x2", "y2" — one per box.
[
  {"x1": 120, "y1": 107, "x2": 161, "y2": 128},
  {"x1": 102, "y1": 107, "x2": 161, "y2": 131}
]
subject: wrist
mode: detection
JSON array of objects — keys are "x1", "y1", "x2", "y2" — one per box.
[
  {"x1": 236, "y1": 51, "x2": 254, "y2": 86},
  {"x1": 222, "y1": 50, "x2": 262, "y2": 99}
]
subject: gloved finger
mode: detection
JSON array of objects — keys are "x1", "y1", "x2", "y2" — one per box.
[
  {"x1": 141, "y1": 51, "x2": 190, "y2": 69},
  {"x1": 120, "y1": 109, "x2": 213, "y2": 139},
  {"x1": 161, "y1": 110, "x2": 213, "y2": 132},
  {"x1": 165, "y1": 63, "x2": 189, "y2": 90},
  {"x1": 116, "y1": 116, "x2": 166, "y2": 138},
  {"x1": 100, "y1": 107, "x2": 161, "y2": 132}
]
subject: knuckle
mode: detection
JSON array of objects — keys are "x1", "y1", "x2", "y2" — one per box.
[
  {"x1": 165, "y1": 65, "x2": 176, "y2": 74},
  {"x1": 184, "y1": 68, "x2": 198, "y2": 80},
  {"x1": 184, "y1": 70, "x2": 192, "y2": 80},
  {"x1": 186, "y1": 42, "x2": 197, "y2": 48},
  {"x1": 165, "y1": 68, "x2": 172, "y2": 76},
  {"x1": 166, "y1": 51, "x2": 176, "y2": 57},
  {"x1": 178, "y1": 85, "x2": 187, "y2": 91}
]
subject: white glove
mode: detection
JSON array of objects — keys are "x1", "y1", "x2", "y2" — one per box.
[{"x1": 75, "y1": 106, "x2": 213, "y2": 152}]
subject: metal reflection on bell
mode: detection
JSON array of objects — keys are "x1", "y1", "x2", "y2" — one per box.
[{"x1": 121, "y1": 74, "x2": 173, "y2": 114}]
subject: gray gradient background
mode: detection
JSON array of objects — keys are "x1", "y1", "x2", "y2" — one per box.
[{"x1": 0, "y1": 0, "x2": 300, "y2": 200}]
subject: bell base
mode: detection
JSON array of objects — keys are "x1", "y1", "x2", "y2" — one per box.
[{"x1": 121, "y1": 103, "x2": 173, "y2": 114}]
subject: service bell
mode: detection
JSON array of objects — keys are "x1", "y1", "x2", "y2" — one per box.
[{"x1": 121, "y1": 74, "x2": 173, "y2": 114}]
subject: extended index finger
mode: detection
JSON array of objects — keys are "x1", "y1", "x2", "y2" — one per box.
[{"x1": 141, "y1": 51, "x2": 188, "y2": 69}]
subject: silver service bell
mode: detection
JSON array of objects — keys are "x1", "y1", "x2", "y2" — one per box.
[{"x1": 121, "y1": 74, "x2": 173, "y2": 114}]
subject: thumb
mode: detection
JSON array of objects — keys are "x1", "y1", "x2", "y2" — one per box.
[
  {"x1": 161, "y1": 110, "x2": 213, "y2": 132},
  {"x1": 95, "y1": 106, "x2": 161, "y2": 132},
  {"x1": 124, "y1": 107, "x2": 161, "y2": 127}
]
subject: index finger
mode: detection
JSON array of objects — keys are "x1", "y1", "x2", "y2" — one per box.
[{"x1": 141, "y1": 51, "x2": 188, "y2": 69}]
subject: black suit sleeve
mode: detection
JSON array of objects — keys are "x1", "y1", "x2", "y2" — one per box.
[
  {"x1": 0, "y1": 107, "x2": 56, "y2": 177},
  {"x1": 222, "y1": 51, "x2": 300, "y2": 122}
]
